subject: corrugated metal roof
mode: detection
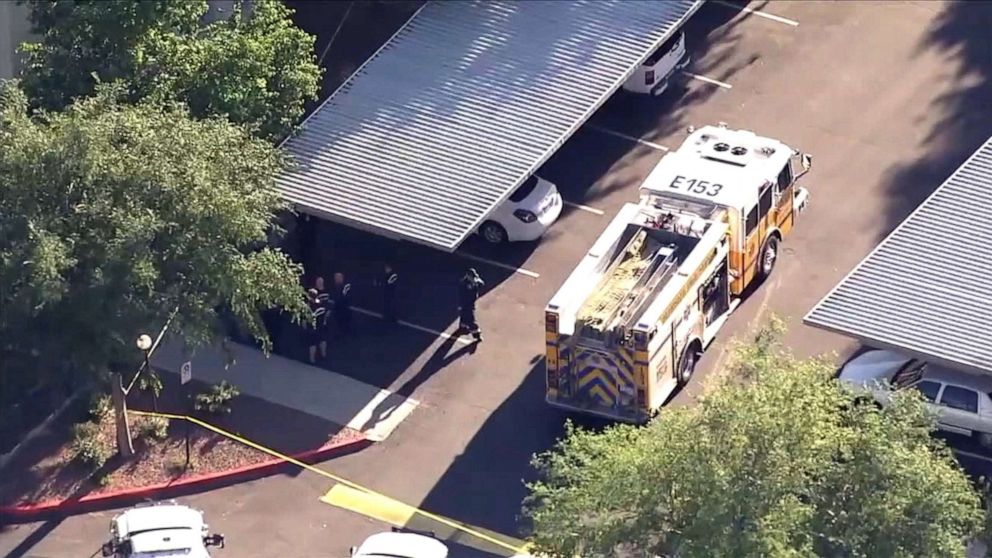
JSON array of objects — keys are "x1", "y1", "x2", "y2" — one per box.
[
  {"x1": 277, "y1": 0, "x2": 702, "y2": 251},
  {"x1": 804, "y1": 137, "x2": 992, "y2": 374}
]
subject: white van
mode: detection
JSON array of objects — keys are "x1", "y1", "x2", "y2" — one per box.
[{"x1": 622, "y1": 31, "x2": 690, "y2": 96}]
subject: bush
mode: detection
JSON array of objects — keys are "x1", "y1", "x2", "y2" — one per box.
[
  {"x1": 71, "y1": 421, "x2": 111, "y2": 470},
  {"x1": 136, "y1": 415, "x2": 169, "y2": 441},
  {"x1": 194, "y1": 381, "x2": 240, "y2": 415},
  {"x1": 137, "y1": 369, "x2": 163, "y2": 399},
  {"x1": 88, "y1": 393, "x2": 112, "y2": 422}
]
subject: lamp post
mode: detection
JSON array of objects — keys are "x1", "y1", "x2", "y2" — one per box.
[{"x1": 135, "y1": 334, "x2": 156, "y2": 411}]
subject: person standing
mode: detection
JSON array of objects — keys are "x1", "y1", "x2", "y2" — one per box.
[
  {"x1": 457, "y1": 268, "x2": 485, "y2": 342},
  {"x1": 306, "y1": 287, "x2": 329, "y2": 364},
  {"x1": 332, "y1": 272, "x2": 354, "y2": 335},
  {"x1": 374, "y1": 263, "x2": 399, "y2": 325}
]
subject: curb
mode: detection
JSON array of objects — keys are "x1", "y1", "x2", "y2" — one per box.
[{"x1": 1, "y1": 434, "x2": 372, "y2": 523}]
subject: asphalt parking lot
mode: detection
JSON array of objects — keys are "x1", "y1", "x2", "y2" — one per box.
[{"x1": 4, "y1": 1, "x2": 992, "y2": 557}]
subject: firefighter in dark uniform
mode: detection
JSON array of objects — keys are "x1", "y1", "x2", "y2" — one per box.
[
  {"x1": 374, "y1": 263, "x2": 399, "y2": 325},
  {"x1": 332, "y1": 272, "x2": 353, "y2": 335},
  {"x1": 457, "y1": 268, "x2": 485, "y2": 342}
]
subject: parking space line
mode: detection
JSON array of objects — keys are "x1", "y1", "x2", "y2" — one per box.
[
  {"x1": 563, "y1": 200, "x2": 605, "y2": 216},
  {"x1": 456, "y1": 251, "x2": 540, "y2": 278},
  {"x1": 352, "y1": 306, "x2": 473, "y2": 345},
  {"x1": 681, "y1": 71, "x2": 733, "y2": 89},
  {"x1": 585, "y1": 124, "x2": 669, "y2": 152},
  {"x1": 711, "y1": 0, "x2": 799, "y2": 26}
]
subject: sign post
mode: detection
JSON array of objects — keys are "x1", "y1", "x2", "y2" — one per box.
[{"x1": 180, "y1": 361, "x2": 192, "y2": 469}]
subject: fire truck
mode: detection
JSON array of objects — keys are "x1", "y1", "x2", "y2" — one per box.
[{"x1": 544, "y1": 124, "x2": 812, "y2": 422}]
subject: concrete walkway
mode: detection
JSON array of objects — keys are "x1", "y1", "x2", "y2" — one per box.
[{"x1": 152, "y1": 340, "x2": 419, "y2": 442}]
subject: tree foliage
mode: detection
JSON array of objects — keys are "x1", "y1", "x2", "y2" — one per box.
[
  {"x1": 525, "y1": 323, "x2": 985, "y2": 557},
  {"x1": 0, "y1": 81, "x2": 308, "y2": 383},
  {"x1": 19, "y1": 0, "x2": 321, "y2": 141}
]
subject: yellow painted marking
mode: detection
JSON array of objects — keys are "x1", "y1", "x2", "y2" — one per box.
[
  {"x1": 588, "y1": 383, "x2": 613, "y2": 406},
  {"x1": 322, "y1": 484, "x2": 418, "y2": 526},
  {"x1": 322, "y1": 485, "x2": 529, "y2": 556},
  {"x1": 129, "y1": 410, "x2": 526, "y2": 555}
]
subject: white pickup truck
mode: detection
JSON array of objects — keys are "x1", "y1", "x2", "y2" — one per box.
[
  {"x1": 622, "y1": 31, "x2": 690, "y2": 96},
  {"x1": 101, "y1": 501, "x2": 225, "y2": 558}
]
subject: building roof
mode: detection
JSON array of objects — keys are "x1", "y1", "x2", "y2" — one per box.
[
  {"x1": 804, "y1": 137, "x2": 992, "y2": 375},
  {"x1": 276, "y1": 0, "x2": 702, "y2": 251}
]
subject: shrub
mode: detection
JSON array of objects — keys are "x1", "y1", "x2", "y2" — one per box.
[
  {"x1": 137, "y1": 369, "x2": 163, "y2": 399},
  {"x1": 194, "y1": 381, "x2": 240, "y2": 415},
  {"x1": 136, "y1": 415, "x2": 170, "y2": 441},
  {"x1": 71, "y1": 421, "x2": 111, "y2": 470},
  {"x1": 88, "y1": 393, "x2": 112, "y2": 422}
]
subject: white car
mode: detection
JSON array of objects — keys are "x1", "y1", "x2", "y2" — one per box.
[
  {"x1": 351, "y1": 528, "x2": 448, "y2": 558},
  {"x1": 622, "y1": 31, "x2": 690, "y2": 96},
  {"x1": 838, "y1": 350, "x2": 992, "y2": 447},
  {"x1": 480, "y1": 175, "x2": 562, "y2": 244},
  {"x1": 101, "y1": 501, "x2": 225, "y2": 558}
]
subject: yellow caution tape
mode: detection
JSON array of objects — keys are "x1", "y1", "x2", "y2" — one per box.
[{"x1": 129, "y1": 409, "x2": 527, "y2": 554}]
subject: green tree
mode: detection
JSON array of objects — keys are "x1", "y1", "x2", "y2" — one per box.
[
  {"x1": 19, "y1": 0, "x2": 320, "y2": 141},
  {"x1": 525, "y1": 324, "x2": 985, "y2": 557},
  {"x1": 0, "y1": 81, "x2": 309, "y2": 385}
]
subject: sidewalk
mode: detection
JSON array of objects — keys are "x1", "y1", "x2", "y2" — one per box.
[{"x1": 152, "y1": 340, "x2": 419, "y2": 442}]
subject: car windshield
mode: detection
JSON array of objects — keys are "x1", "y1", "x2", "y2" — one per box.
[
  {"x1": 509, "y1": 176, "x2": 539, "y2": 203},
  {"x1": 891, "y1": 359, "x2": 926, "y2": 389}
]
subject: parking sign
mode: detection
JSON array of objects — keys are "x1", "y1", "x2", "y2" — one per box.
[{"x1": 180, "y1": 361, "x2": 192, "y2": 385}]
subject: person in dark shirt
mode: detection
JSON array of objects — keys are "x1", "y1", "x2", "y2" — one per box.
[
  {"x1": 332, "y1": 272, "x2": 353, "y2": 335},
  {"x1": 457, "y1": 268, "x2": 485, "y2": 342},
  {"x1": 306, "y1": 286, "x2": 329, "y2": 364},
  {"x1": 374, "y1": 263, "x2": 399, "y2": 325}
]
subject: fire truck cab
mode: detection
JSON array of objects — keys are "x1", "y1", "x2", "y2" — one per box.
[
  {"x1": 640, "y1": 124, "x2": 811, "y2": 294},
  {"x1": 544, "y1": 124, "x2": 811, "y2": 422}
]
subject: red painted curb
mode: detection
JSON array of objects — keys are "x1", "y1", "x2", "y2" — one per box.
[{"x1": 1, "y1": 435, "x2": 371, "y2": 522}]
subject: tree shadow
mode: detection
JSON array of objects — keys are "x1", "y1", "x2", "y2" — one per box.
[
  {"x1": 415, "y1": 356, "x2": 571, "y2": 539},
  {"x1": 876, "y1": 1, "x2": 992, "y2": 237},
  {"x1": 537, "y1": 1, "x2": 754, "y2": 209}
]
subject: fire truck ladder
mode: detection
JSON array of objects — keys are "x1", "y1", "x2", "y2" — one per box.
[{"x1": 579, "y1": 229, "x2": 678, "y2": 335}]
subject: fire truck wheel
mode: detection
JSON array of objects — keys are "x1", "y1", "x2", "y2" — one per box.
[
  {"x1": 759, "y1": 235, "x2": 780, "y2": 279},
  {"x1": 677, "y1": 346, "x2": 698, "y2": 385}
]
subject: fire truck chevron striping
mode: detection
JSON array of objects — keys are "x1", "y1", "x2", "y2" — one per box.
[{"x1": 545, "y1": 124, "x2": 812, "y2": 422}]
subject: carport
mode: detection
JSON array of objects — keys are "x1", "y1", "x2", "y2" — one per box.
[
  {"x1": 804, "y1": 136, "x2": 992, "y2": 375},
  {"x1": 276, "y1": 0, "x2": 702, "y2": 252}
]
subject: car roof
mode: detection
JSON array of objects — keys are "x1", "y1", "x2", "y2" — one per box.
[
  {"x1": 115, "y1": 504, "x2": 204, "y2": 537},
  {"x1": 353, "y1": 532, "x2": 448, "y2": 558},
  {"x1": 925, "y1": 365, "x2": 992, "y2": 393},
  {"x1": 129, "y1": 528, "x2": 207, "y2": 557}
]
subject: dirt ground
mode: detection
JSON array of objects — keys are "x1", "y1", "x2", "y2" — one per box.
[{"x1": 1, "y1": 371, "x2": 362, "y2": 507}]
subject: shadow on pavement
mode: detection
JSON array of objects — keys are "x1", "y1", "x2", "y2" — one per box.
[
  {"x1": 0, "y1": 517, "x2": 66, "y2": 558},
  {"x1": 875, "y1": 1, "x2": 992, "y2": 237},
  {"x1": 587, "y1": 1, "x2": 753, "y2": 148},
  {"x1": 414, "y1": 356, "x2": 617, "y2": 542},
  {"x1": 269, "y1": 218, "x2": 536, "y2": 391},
  {"x1": 539, "y1": 1, "x2": 752, "y2": 209}
]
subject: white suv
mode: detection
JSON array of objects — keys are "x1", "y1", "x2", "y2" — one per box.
[
  {"x1": 351, "y1": 528, "x2": 448, "y2": 558},
  {"x1": 839, "y1": 350, "x2": 992, "y2": 447},
  {"x1": 623, "y1": 31, "x2": 690, "y2": 96},
  {"x1": 101, "y1": 502, "x2": 225, "y2": 558},
  {"x1": 479, "y1": 175, "x2": 562, "y2": 244}
]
